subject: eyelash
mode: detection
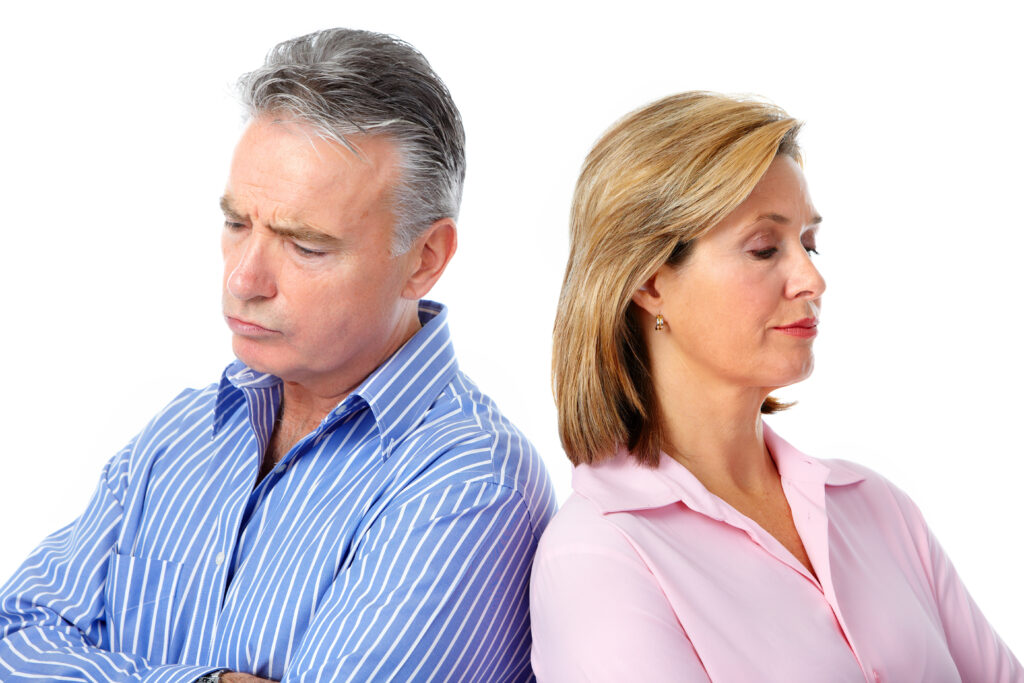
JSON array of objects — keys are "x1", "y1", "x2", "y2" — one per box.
[
  {"x1": 292, "y1": 243, "x2": 326, "y2": 257},
  {"x1": 750, "y1": 245, "x2": 819, "y2": 260},
  {"x1": 224, "y1": 221, "x2": 326, "y2": 257}
]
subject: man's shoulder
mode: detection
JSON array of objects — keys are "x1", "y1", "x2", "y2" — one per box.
[
  {"x1": 128, "y1": 381, "x2": 218, "y2": 435},
  {"x1": 387, "y1": 369, "x2": 556, "y2": 534},
  {"x1": 411, "y1": 370, "x2": 539, "y2": 475},
  {"x1": 92, "y1": 379, "x2": 223, "y2": 495}
]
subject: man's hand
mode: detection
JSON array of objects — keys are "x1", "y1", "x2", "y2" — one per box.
[{"x1": 221, "y1": 673, "x2": 277, "y2": 683}]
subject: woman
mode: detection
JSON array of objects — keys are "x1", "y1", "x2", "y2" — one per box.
[{"x1": 530, "y1": 92, "x2": 1022, "y2": 682}]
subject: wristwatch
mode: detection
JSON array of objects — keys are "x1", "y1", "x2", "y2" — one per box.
[{"x1": 197, "y1": 670, "x2": 230, "y2": 682}]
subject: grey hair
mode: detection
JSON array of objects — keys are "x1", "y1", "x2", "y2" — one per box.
[{"x1": 238, "y1": 28, "x2": 466, "y2": 254}]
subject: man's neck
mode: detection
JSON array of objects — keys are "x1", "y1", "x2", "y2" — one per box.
[
  {"x1": 263, "y1": 306, "x2": 423, "y2": 468},
  {"x1": 281, "y1": 306, "x2": 423, "y2": 419}
]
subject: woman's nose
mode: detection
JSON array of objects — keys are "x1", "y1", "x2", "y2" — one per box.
[{"x1": 786, "y1": 249, "x2": 826, "y2": 301}]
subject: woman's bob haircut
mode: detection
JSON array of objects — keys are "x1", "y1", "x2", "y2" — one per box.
[{"x1": 553, "y1": 91, "x2": 802, "y2": 467}]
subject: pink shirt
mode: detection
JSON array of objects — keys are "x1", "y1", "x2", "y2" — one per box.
[{"x1": 530, "y1": 424, "x2": 1022, "y2": 682}]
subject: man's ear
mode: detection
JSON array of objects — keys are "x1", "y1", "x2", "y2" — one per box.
[
  {"x1": 401, "y1": 218, "x2": 457, "y2": 300},
  {"x1": 630, "y1": 266, "x2": 667, "y2": 317}
]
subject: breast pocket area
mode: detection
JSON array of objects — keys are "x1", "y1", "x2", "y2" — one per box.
[{"x1": 104, "y1": 552, "x2": 184, "y2": 660}]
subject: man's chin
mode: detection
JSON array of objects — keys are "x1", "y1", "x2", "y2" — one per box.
[{"x1": 232, "y1": 338, "x2": 280, "y2": 375}]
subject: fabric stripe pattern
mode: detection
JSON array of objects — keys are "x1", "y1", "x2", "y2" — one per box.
[{"x1": 0, "y1": 301, "x2": 557, "y2": 682}]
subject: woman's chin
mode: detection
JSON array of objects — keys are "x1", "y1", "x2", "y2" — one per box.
[{"x1": 762, "y1": 359, "x2": 815, "y2": 391}]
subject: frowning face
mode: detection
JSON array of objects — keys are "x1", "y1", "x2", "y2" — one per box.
[{"x1": 220, "y1": 116, "x2": 423, "y2": 396}]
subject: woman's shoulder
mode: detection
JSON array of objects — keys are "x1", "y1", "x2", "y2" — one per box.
[
  {"x1": 821, "y1": 456, "x2": 925, "y2": 514},
  {"x1": 808, "y1": 453, "x2": 937, "y2": 560},
  {"x1": 537, "y1": 448, "x2": 684, "y2": 558},
  {"x1": 536, "y1": 491, "x2": 641, "y2": 562},
  {"x1": 766, "y1": 424, "x2": 926, "y2": 517}
]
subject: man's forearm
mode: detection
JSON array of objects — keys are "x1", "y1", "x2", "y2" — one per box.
[
  {"x1": 222, "y1": 673, "x2": 277, "y2": 683},
  {"x1": 0, "y1": 625, "x2": 219, "y2": 683}
]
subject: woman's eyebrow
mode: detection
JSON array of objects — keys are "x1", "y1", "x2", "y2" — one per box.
[{"x1": 755, "y1": 212, "x2": 823, "y2": 226}]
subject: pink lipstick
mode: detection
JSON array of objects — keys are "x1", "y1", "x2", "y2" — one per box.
[{"x1": 773, "y1": 318, "x2": 818, "y2": 339}]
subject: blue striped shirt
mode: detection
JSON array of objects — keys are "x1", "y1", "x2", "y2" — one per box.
[{"x1": 0, "y1": 301, "x2": 557, "y2": 682}]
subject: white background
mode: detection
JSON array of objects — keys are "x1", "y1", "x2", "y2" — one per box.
[{"x1": 2, "y1": 0, "x2": 1021, "y2": 657}]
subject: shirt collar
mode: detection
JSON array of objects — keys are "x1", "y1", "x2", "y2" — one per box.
[
  {"x1": 343, "y1": 300, "x2": 458, "y2": 459},
  {"x1": 763, "y1": 423, "x2": 865, "y2": 487},
  {"x1": 212, "y1": 300, "x2": 458, "y2": 457},
  {"x1": 213, "y1": 363, "x2": 281, "y2": 434},
  {"x1": 573, "y1": 421, "x2": 865, "y2": 516}
]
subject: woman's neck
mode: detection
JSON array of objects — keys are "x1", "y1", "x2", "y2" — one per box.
[
  {"x1": 649, "y1": 355, "x2": 815, "y2": 578},
  {"x1": 653, "y1": 369, "x2": 777, "y2": 497}
]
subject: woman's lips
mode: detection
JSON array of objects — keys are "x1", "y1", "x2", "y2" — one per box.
[{"x1": 773, "y1": 318, "x2": 818, "y2": 338}]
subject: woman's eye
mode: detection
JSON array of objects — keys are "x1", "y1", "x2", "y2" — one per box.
[
  {"x1": 804, "y1": 246, "x2": 820, "y2": 256},
  {"x1": 751, "y1": 247, "x2": 778, "y2": 260}
]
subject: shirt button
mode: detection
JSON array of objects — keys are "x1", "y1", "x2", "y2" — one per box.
[{"x1": 214, "y1": 551, "x2": 226, "y2": 566}]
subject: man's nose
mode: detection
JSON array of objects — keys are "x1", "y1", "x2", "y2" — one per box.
[{"x1": 226, "y1": 234, "x2": 277, "y2": 301}]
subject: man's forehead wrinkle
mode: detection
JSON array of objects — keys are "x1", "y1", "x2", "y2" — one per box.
[
  {"x1": 225, "y1": 179, "x2": 355, "y2": 249},
  {"x1": 231, "y1": 152, "x2": 338, "y2": 210},
  {"x1": 226, "y1": 118, "x2": 402, "y2": 251}
]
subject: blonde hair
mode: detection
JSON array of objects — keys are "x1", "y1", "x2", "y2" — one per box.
[{"x1": 553, "y1": 92, "x2": 802, "y2": 467}]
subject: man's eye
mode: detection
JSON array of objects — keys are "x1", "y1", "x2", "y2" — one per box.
[
  {"x1": 751, "y1": 247, "x2": 777, "y2": 260},
  {"x1": 293, "y1": 243, "x2": 326, "y2": 257},
  {"x1": 223, "y1": 221, "x2": 247, "y2": 231}
]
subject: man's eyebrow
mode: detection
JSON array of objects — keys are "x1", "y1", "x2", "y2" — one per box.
[
  {"x1": 270, "y1": 224, "x2": 343, "y2": 246},
  {"x1": 218, "y1": 195, "x2": 342, "y2": 247},
  {"x1": 220, "y1": 195, "x2": 243, "y2": 220}
]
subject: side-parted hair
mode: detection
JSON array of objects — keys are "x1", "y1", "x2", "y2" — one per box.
[
  {"x1": 238, "y1": 28, "x2": 466, "y2": 254},
  {"x1": 553, "y1": 92, "x2": 802, "y2": 467}
]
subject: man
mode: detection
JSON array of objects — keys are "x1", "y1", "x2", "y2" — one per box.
[{"x1": 0, "y1": 28, "x2": 556, "y2": 682}]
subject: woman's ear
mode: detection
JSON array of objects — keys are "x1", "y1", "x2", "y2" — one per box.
[{"x1": 630, "y1": 266, "x2": 667, "y2": 316}]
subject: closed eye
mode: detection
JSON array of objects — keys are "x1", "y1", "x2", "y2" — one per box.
[
  {"x1": 751, "y1": 247, "x2": 778, "y2": 260},
  {"x1": 292, "y1": 242, "x2": 327, "y2": 257}
]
